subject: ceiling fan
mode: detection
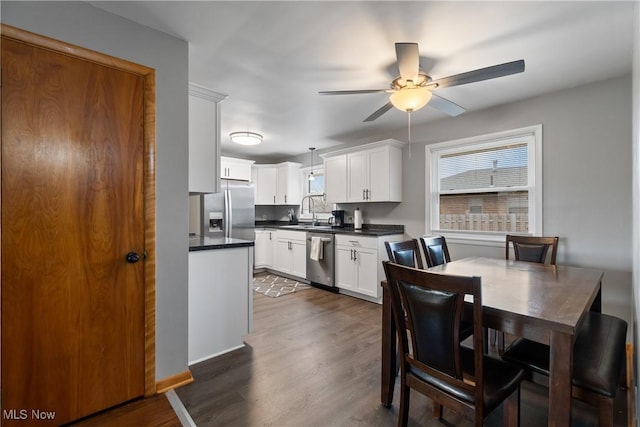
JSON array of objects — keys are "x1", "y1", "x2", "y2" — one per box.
[{"x1": 319, "y1": 43, "x2": 525, "y2": 122}]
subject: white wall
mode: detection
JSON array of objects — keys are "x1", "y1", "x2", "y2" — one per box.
[{"x1": 2, "y1": 1, "x2": 190, "y2": 380}]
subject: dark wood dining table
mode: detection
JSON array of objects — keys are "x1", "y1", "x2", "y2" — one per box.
[{"x1": 380, "y1": 256, "x2": 603, "y2": 427}]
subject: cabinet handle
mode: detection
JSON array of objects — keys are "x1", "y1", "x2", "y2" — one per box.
[
  {"x1": 350, "y1": 249, "x2": 353, "y2": 260},
  {"x1": 273, "y1": 195, "x2": 276, "y2": 204},
  {"x1": 362, "y1": 189, "x2": 366, "y2": 200},
  {"x1": 285, "y1": 195, "x2": 287, "y2": 203},
  {"x1": 269, "y1": 232, "x2": 272, "y2": 240},
  {"x1": 366, "y1": 189, "x2": 370, "y2": 200},
  {"x1": 353, "y1": 250, "x2": 357, "y2": 262}
]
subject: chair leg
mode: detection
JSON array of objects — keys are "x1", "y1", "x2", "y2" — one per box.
[
  {"x1": 497, "y1": 331, "x2": 506, "y2": 355},
  {"x1": 398, "y1": 382, "x2": 410, "y2": 427},
  {"x1": 502, "y1": 387, "x2": 520, "y2": 427},
  {"x1": 597, "y1": 395, "x2": 614, "y2": 427},
  {"x1": 432, "y1": 401, "x2": 443, "y2": 419},
  {"x1": 483, "y1": 328, "x2": 489, "y2": 354}
]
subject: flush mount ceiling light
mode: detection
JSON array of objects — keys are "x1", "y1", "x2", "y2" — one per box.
[{"x1": 230, "y1": 131, "x2": 262, "y2": 146}]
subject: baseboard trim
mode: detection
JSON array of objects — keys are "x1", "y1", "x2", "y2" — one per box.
[
  {"x1": 188, "y1": 343, "x2": 245, "y2": 366},
  {"x1": 156, "y1": 370, "x2": 194, "y2": 394}
]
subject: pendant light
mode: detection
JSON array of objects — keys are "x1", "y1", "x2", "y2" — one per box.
[{"x1": 308, "y1": 147, "x2": 316, "y2": 181}]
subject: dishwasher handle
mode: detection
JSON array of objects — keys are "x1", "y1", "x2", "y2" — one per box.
[{"x1": 306, "y1": 237, "x2": 333, "y2": 243}]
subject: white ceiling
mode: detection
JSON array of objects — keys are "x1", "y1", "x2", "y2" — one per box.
[{"x1": 91, "y1": 1, "x2": 634, "y2": 162}]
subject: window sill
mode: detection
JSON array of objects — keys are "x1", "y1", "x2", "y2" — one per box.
[{"x1": 429, "y1": 231, "x2": 519, "y2": 247}]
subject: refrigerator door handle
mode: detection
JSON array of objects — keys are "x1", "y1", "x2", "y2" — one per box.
[{"x1": 224, "y1": 189, "x2": 232, "y2": 238}]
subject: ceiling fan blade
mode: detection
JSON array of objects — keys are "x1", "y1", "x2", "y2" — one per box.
[
  {"x1": 428, "y1": 59, "x2": 525, "y2": 89},
  {"x1": 428, "y1": 94, "x2": 466, "y2": 117},
  {"x1": 395, "y1": 43, "x2": 419, "y2": 83},
  {"x1": 364, "y1": 102, "x2": 393, "y2": 122},
  {"x1": 319, "y1": 89, "x2": 390, "y2": 95}
]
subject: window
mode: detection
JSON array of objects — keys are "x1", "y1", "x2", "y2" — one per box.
[
  {"x1": 299, "y1": 166, "x2": 331, "y2": 220},
  {"x1": 426, "y1": 125, "x2": 542, "y2": 243}
]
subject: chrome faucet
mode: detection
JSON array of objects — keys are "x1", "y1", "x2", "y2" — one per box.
[
  {"x1": 300, "y1": 194, "x2": 324, "y2": 226},
  {"x1": 300, "y1": 194, "x2": 317, "y2": 225}
]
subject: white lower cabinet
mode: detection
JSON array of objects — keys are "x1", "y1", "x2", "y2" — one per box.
[
  {"x1": 254, "y1": 229, "x2": 275, "y2": 268},
  {"x1": 188, "y1": 246, "x2": 253, "y2": 364},
  {"x1": 274, "y1": 230, "x2": 306, "y2": 279},
  {"x1": 335, "y1": 233, "x2": 403, "y2": 303}
]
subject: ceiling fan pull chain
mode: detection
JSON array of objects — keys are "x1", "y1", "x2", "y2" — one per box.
[{"x1": 407, "y1": 110, "x2": 412, "y2": 159}]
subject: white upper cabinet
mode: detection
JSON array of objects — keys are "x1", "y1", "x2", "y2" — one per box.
[
  {"x1": 220, "y1": 156, "x2": 254, "y2": 181},
  {"x1": 347, "y1": 150, "x2": 369, "y2": 202},
  {"x1": 323, "y1": 154, "x2": 347, "y2": 204},
  {"x1": 188, "y1": 83, "x2": 227, "y2": 194},
  {"x1": 323, "y1": 140, "x2": 404, "y2": 203},
  {"x1": 276, "y1": 162, "x2": 301, "y2": 205},
  {"x1": 253, "y1": 166, "x2": 278, "y2": 205},
  {"x1": 253, "y1": 162, "x2": 301, "y2": 205}
]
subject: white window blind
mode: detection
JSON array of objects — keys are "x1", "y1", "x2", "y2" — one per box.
[{"x1": 426, "y1": 125, "x2": 542, "y2": 242}]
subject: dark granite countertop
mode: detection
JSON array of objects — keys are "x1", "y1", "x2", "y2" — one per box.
[
  {"x1": 189, "y1": 235, "x2": 255, "y2": 252},
  {"x1": 254, "y1": 221, "x2": 404, "y2": 237}
]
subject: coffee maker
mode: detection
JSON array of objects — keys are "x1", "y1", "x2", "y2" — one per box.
[{"x1": 331, "y1": 209, "x2": 345, "y2": 228}]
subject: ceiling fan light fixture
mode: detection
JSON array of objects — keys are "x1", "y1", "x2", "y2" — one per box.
[
  {"x1": 230, "y1": 131, "x2": 263, "y2": 145},
  {"x1": 390, "y1": 87, "x2": 433, "y2": 112}
]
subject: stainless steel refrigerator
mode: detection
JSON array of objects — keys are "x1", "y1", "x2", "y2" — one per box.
[{"x1": 201, "y1": 179, "x2": 255, "y2": 241}]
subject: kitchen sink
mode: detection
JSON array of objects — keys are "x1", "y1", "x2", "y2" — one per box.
[{"x1": 281, "y1": 224, "x2": 333, "y2": 230}]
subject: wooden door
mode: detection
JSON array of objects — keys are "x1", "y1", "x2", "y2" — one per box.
[{"x1": 1, "y1": 27, "x2": 156, "y2": 426}]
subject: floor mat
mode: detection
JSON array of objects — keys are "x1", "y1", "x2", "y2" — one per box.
[{"x1": 253, "y1": 273, "x2": 312, "y2": 298}]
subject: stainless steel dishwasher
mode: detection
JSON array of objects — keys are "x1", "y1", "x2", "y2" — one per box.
[{"x1": 306, "y1": 232, "x2": 335, "y2": 289}]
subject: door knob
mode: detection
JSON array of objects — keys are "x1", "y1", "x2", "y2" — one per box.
[{"x1": 125, "y1": 252, "x2": 141, "y2": 263}]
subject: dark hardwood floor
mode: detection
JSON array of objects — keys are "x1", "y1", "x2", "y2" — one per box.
[
  {"x1": 68, "y1": 393, "x2": 181, "y2": 427},
  {"x1": 71, "y1": 285, "x2": 629, "y2": 426},
  {"x1": 176, "y1": 287, "x2": 630, "y2": 427}
]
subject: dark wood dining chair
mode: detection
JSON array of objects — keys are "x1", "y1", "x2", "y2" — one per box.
[
  {"x1": 384, "y1": 239, "x2": 424, "y2": 269},
  {"x1": 505, "y1": 234, "x2": 559, "y2": 265},
  {"x1": 382, "y1": 261, "x2": 525, "y2": 427},
  {"x1": 419, "y1": 235, "x2": 451, "y2": 268},
  {"x1": 385, "y1": 239, "x2": 474, "y2": 342},
  {"x1": 502, "y1": 312, "x2": 627, "y2": 427},
  {"x1": 495, "y1": 234, "x2": 560, "y2": 352}
]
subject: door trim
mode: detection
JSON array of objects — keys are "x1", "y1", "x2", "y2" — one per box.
[{"x1": 1, "y1": 24, "x2": 158, "y2": 397}]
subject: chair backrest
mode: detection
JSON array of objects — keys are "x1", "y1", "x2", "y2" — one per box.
[
  {"x1": 505, "y1": 235, "x2": 559, "y2": 265},
  {"x1": 384, "y1": 239, "x2": 424, "y2": 269},
  {"x1": 382, "y1": 261, "x2": 484, "y2": 407},
  {"x1": 419, "y1": 235, "x2": 451, "y2": 268}
]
